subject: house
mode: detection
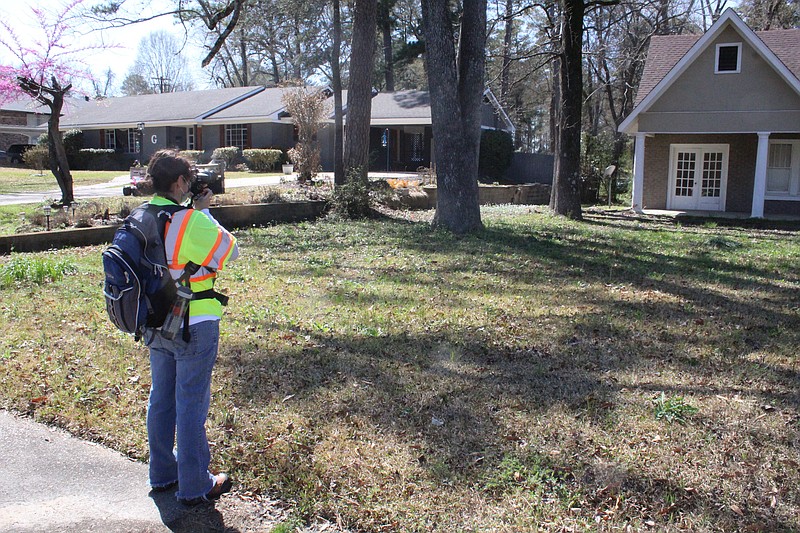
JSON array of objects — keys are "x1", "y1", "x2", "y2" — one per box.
[
  {"x1": 60, "y1": 86, "x2": 514, "y2": 172},
  {"x1": 619, "y1": 8, "x2": 800, "y2": 218},
  {"x1": 0, "y1": 96, "x2": 90, "y2": 150}
]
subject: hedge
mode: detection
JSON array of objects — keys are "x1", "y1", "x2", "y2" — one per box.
[{"x1": 242, "y1": 149, "x2": 283, "y2": 171}]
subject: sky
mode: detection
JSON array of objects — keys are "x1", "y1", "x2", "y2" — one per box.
[{"x1": 0, "y1": 0, "x2": 208, "y2": 95}]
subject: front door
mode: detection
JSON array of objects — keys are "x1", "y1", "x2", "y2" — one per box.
[{"x1": 669, "y1": 144, "x2": 728, "y2": 211}]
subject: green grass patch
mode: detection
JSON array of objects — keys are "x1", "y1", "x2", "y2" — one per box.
[
  {"x1": 0, "y1": 165, "x2": 120, "y2": 193},
  {"x1": 0, "y1": 206, "x2": 798, "y2": 531}
]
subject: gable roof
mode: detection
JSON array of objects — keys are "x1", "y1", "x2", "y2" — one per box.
[
  {"x1": 61, "y1": 86, "x2": 264, "y2": 129},
  {"x1": 620, "y1": 9, "x2": 800, "y2": 133},
  {"x1": 202, "y1": 87, "x2": 287, "y2": 123}
]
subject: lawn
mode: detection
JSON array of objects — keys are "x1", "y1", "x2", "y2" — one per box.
[
  {"x1": 0, "y1": 206, "x2": 798, "y2": 531},
  {"x1": 0, "y1": 165, "x2": 121, "y2": 193}
]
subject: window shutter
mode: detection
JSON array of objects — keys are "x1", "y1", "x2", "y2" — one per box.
[
  {"x1": 220, "y1": 125, "x2": 226, "y2": 147},
  {"x1": 245, "y1": 124, "x2": 252, "y2": 149},
  {"x1": 99, "y1": 129, "x2": 105, "y2": 149},
  {"x1": 196, "y1": 126, "x2": 203, "y2": 150}
]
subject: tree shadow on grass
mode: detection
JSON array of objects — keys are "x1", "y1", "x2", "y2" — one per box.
[{"x1": 217, "y1": 212, "x2": 799, "y2": 529}]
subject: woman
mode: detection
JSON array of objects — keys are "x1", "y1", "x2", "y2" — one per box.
[{"x1": 143, "y1": 149, "x2": 239, "y2": 505}]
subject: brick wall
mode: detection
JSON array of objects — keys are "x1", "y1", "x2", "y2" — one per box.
[
  {"x1": 0, "y1": 111, "x2": 29, "y2": 151},
  {"x1": 644, "y1": 134, "x2": 757, "y2": 211}
]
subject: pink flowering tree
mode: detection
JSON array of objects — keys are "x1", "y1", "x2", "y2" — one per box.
[{"x1": 0, "y1": 0, "x2": 101, "y2": 205}]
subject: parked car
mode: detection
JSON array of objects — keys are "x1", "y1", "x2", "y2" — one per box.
[{"x1": 7, "y1": 144, "x2": 35, "y2": 164}]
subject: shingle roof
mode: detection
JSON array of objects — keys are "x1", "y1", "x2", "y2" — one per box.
[
  {"x1": 203, "y1": 87, "x2": 287, "y2": 121},
  {"x1": 635, "y1": 28, "x2": 800, "y2": 107},
  {"x1": 61, "y1": 86, "x2": 263, "y2": 127},
  {"x1": 368, "y1": 91, "x2": 431, "y2": 120}
]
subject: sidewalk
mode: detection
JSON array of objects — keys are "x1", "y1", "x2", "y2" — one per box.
[{"x1": 0, "y1": 410, "x2": 291, "y2": 532}]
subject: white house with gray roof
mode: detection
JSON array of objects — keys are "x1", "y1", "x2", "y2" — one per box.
[{"x1": 620, "y1": 8, "x2": 800, "y2": 218}]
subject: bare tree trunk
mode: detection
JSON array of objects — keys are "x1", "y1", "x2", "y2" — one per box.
[
  {"x1": 379, "y1": 0, "x2": 395, "y2": 91},
  {"x1": 500, "y1": 0, "x2": 514, "y2": 103},
  {"x1": 332, "y1": 0, "x2": 345, "y2": 186},
  {"x1": 421, "y1": 0, "x2": 486, "y2": 234},
  {"x1": 19, "y1": 76, "x2": 73, "y2": 204},
  {"x1": 551, "y1": 0, "x2": 584, "y2": 219},
  {"x1": 343, "y1": 0, "x2": 378, "y2": 181}
]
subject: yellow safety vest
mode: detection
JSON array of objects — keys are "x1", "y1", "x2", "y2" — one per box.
[{"x1": 150, "y1": 196, "x2": 237, "y2": 319}]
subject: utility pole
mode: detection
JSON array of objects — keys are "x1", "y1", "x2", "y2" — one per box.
[{"x1": 151, "y1": 76, "x2": 172, "y2": 93}]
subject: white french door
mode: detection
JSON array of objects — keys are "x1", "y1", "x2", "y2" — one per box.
[{"x1": 669, "y1": 144, "x2": 729, "y2": 211}]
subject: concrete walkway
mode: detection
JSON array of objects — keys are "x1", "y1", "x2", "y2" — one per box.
[{"x1": 0, "y1": 410, "x2": 323, "y2": 533}]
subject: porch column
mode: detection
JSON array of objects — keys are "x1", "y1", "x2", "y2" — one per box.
[
  {"x1": 751, "y1": 132, "x2": 770, "y2": 218},
  {"x1": 631, "y1": 133, "x2": 646, "y2": 213}
]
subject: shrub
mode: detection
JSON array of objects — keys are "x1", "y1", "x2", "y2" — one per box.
[
  {"x1": 23, "y1": 146, "x2": 50, "y2": 174},
  {"x1": 78, "y1": 148, "x2": 128, "y2": 171},
  {"x1": 331, "y1": 168, "x2": 371, "y2": 219},
  {"x1": 211, "y1": 146, "x2": 241, "y2": 168},
  {"x1": 282, "y1": 87, "x2": 330, "y2": 182},
  {"x1": 37, "y1": 129, "x2": 84, "y2": 169},
  {"x1": 242, "y1": 149, "x2": 283, "y2": 172},
  {"x1": 180, "y1": 150, "x2": 205, "y2": 163},
  {"x1": 478, "y1": 129, "x2": 514, "y2": 182}
]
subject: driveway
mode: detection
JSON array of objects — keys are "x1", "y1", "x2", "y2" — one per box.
[{"x1": 0, "y1": 171, "x2": 419, "y2": 206}]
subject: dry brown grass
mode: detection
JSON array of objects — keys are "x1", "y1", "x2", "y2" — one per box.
[{"x1": 0, "y1": 206, "x2": 798, "y2": 531}]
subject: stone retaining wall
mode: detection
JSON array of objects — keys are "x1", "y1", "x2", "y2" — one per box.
[
  {"x1": 0, "y1": 201, "x2": 328, "y2": 255},
  {"x1": 418, "y1": 183, "x2": 550, "y2": 209}
]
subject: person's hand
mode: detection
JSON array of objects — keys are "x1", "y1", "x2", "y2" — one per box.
[{"x1": 192, "y1": 187, "x2": 213, "y2": 210}]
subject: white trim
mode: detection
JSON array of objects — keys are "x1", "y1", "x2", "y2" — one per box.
[
  {"x1": 765, "y1": 138, "x2": 800, "y2": 199},
  {"x1": 619, "y1": 8, "x2": 800, "y2": 134},
  {"x1": 751, "y1": 132, "x2": 770, "y2": 217},
  {"x1": 482, "y1": 88, "x2": 516, "y2": 136},
  {"x1": 632, "y1": 133, "x2": 646, "y2": 212},
  {"x1": 715, "y1": 42, "x2": 742, "y2": 74},
  {"x1": 667, "y1": 143, "x2": 729, "y2": 211}
]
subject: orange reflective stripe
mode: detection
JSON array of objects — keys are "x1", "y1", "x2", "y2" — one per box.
[
  {"x1": 191, "y1": 272, "x2": 217, "y2": 282},
  {"x1": 201, "y1": 230, "x2": 224, "y2": 267},
  {"x1": 171, "y1": 211, "x2": 194, "y2": 268},
  {"x1": 217, "y1": 238, "x2": 236, "y2": 270}
]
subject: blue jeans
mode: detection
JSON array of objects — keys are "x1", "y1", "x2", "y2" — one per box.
[{"x1": 147, "y1": 321, "x2": 220, "y2": 500}]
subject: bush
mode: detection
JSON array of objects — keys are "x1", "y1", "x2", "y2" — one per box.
[
  {"x1": 23, "y1": 146, "x2": 50, "y2": 174},
  {"x1": 331, "y1": 168, "x2": 371, "y2": 219},
  {"x1": 242, "y1": 149, "x2": 283, "y2": 172},
  {"x1": 211, "y1": 146, "x2": 241, "y2": 168},
  {"x1": 479, "y1": 129, "x2": 514, "y2": 182},
  {"x1": 37, "y1": 129, "x2": 84, "y2": 169},
  {"x1": 78, "y1": 148, "x2": 129, "y2": 171},
  {"x1": 180, "y1": 150, "x2": 205, "y2": 163}
]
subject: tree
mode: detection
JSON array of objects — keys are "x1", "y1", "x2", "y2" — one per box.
[
  {"x1": 549, "y1": 0, "x2": 586, "y2": 219},
  {"x1": 331, "y1": 0, "x2": 345, "y2": 186},
  {"x1": 343, "y1": 0, "x2": 378, "y2": 184},
  {"x1": 125, "y1": 30, "x2": 194, "y2": 93},
  {"x1": 282, "y1": 87, "x2": 330, "y2": 182},
  {"x1": 0, "y1": 0, "x2": 100, "y2": 205},
  {"x1": 421, "y1": 0, "x2": 487, "y2": 233}
]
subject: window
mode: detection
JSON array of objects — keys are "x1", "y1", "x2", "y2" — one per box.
[
  {"x1": 409, "y1": 133, "x2": 424, "y2": 162},
  {"x1": 104, "y1": 130, "x2": 116, "y2": 150},
  {"x1": 126, "y1": 129, "x2": 140, "y2": 154},
  {"x1": 225, "y1": 124, "x2": 248, "y2": 150},
  {"x1": 187, "y1": 127, "x2": 195, "y2": 150},
  {"x1": 766, "y1": 141, "x2": 800, "y2": 197},
  {"x1": 715, "y1": 43, "x2": 741, "y2": 73}
]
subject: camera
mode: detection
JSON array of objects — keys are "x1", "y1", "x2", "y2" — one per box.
[{"x1": 190, "y1": 172, "x2": 210, "y2": 197}]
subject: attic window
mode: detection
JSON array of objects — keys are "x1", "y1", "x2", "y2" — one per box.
[{"x1": 715, "y1": 43, "x2": 741, "y2": 73}]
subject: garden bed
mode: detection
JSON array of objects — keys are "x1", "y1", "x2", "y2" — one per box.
[{"x1": 0, "y1": 201, "x2": 328, "y2": 254}]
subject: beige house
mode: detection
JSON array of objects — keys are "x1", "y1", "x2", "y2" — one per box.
[{"x1": 619, "y1": 9, "x2": 800, "y2": 218}]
